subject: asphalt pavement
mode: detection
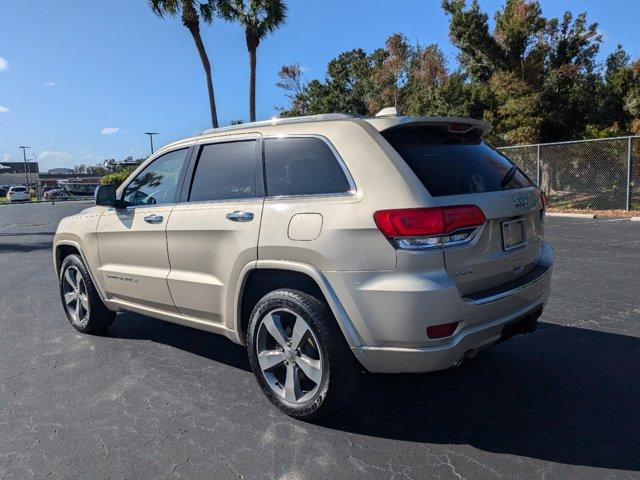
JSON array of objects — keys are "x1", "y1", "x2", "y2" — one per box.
[{"x1": 1, "y1": 201, "x2": 639, "y2": 479}]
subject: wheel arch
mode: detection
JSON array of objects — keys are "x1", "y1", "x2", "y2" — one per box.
[
  {"x1": 54, "y1": 239, "x2": 108, "y2": 303},
  {"x1": 234, "y1": 260, "x2": 362, "y2": 348},
  {"x1": 54, "y1": 241, "x2": 81, "y2": 275}
]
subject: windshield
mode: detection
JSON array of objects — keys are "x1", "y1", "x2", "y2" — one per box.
[{"x1": 382, "y1": 125, "x2": 532, "y2": 196}]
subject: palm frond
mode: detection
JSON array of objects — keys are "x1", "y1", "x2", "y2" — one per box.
[
  {"x1": 148, "y1": 0, "x2": 181, "y2": 18},
  {"x1": 199, "y1": 1, "x2": 216, "y2": 24},
  {"x1": 215, "y1": 0, "x2": 286, "y2": 39}
]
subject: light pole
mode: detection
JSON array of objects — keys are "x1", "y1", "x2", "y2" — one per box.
[
  {"x1": 31, "y1": 157, "x2": 40, "y2": 200},
  {"x1": 19, "y1": 146, "x2": 30, "y2": 186},
  {"x1": 144, "y1": 132, "x2": 158, "y2": 155}
]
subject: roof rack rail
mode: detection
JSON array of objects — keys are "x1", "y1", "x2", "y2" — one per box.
[{"x1": 201, "y1": 113, "x2": 359, "y2": 135}]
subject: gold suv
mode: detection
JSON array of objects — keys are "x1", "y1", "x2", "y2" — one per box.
[{"x1": 53, "y1": 111, "x2": 553, "y2": 419}]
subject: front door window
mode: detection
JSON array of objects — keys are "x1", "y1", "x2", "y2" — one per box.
[{"x1": 122, "y1": 148, "x2": 188, "y2": 206}]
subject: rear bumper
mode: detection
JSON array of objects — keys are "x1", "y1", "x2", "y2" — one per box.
[
  {"x1": 326, "y1": 242, "x2": 553, "y2": 373},
  {"x1": 351, "y1": 301, "x2": 545, "y2": 373}
]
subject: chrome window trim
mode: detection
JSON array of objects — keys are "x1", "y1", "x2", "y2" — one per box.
[
  {"x1": 174, "y1": 197, "x2": 263, "y2": 208},
  {"x1": 262, "y1": 134, "x2": 357, "y2": 199}
]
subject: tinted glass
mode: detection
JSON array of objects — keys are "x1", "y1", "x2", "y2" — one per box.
[
  {"x1": 189, "y1": 141, "x2": 257, "y2": 202},
  {"x1": 383, "y1": 126, "x2": 532, "y2": 196},
  {"x1": 12, "y1": 187, "x2": 27, "y2": 192},
  {"x1": 122, "y1": 148, "x2": 188, "y2": 206},
  {"x1": 264, "y1": 137, "x2": 351, "y2": 196}
]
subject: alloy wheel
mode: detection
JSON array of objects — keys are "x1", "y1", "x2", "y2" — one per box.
[
  {"x1": 256, "y1": 308, "x2": 324, "y2": 404},
  {"x1": 62, "y1": 266, "x2": 90, "y2": 327}
]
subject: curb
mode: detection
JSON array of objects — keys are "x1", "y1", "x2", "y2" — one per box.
[
  {"x1": 547, "y1": 212, "x2": 596, "y2": 219},
  {"x1": 630, "y1": 217, "x2": 640, "y2": 222}
]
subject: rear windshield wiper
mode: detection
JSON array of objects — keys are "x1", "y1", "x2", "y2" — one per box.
[{"x1": 500, "y1": 165, "x2": 518, "y2": 188}]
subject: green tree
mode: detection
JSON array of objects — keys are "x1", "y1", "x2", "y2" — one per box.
[
  {"x1": 301, "y1": 48, "x2": 375, "y2": 115},
  {"x1": 149, "y1": 0, "x2": 219, "y2": 128},
  {"x1": 443, "y1": 0, "x2": 602, "y2": 143},
  {"x1": 216, "y1": 0, "x2": 287, "y2": 122},
  {"x1": 101, "y1": 167, "x2": 135, "y2": 188},
  {"x1": 595, "y1": 45, "x2": 640, "y2": 135},
  {"x1": 277, "y1": 1, "x2": 632, "y2": 146}
]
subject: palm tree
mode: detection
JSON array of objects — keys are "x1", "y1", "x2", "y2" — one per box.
[
  {"x1": 216, "y1": 0, "x2": 287, "y2": 122},
  {"x1": 149, "y1": 0, "x2": 219, "y2": 128}
]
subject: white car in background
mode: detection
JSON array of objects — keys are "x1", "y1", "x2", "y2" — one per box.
[{"x1": 6, "y1": 185, "x2": 31, "y2": 202}]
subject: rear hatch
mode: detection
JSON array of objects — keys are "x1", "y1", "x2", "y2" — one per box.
[{"x1": 382, "y1": 124, "x2": 544, "y2": 296}]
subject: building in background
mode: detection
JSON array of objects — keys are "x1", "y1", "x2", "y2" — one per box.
[{"x1": 0, "y1": 162, "x2": 39, "y2": 186}]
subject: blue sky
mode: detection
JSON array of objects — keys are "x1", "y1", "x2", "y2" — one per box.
[{"x1": 1, "y1": 0, "x2": 639, "y2": 171}]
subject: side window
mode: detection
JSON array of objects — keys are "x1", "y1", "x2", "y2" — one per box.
[
  {"x1": 264, "y1": 137, "x2": 351, "y2": 196},
  {"x1": 122, "y1": 149, "x2": 188, "y2": 206},
  {"x1": 189, "y1": 140, "x2": 258, "y2": 202}
]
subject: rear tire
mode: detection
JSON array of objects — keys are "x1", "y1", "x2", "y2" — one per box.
[
  {"x1": 59, "y1": 254, "x2": 115, "y2": 334},
  {"x1": 247, "y1": 289, "x2": 360, "y2": 420}
]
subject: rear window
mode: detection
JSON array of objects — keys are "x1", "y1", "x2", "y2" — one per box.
[
  {"x1": 382, "y1": 126, "x2": 532, "y2": 196},
  {"x1": 11, "y1": 187, "x2": 27, "y2": 192}
]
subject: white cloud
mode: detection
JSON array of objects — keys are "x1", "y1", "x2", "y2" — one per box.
[
  {"x1": 0, "y1": 56, "x2": 8, "y2": 71},
  {"x1": 2, "y1": 154, "x2": 15, "y2": 162},
  {"x1": 101, "y1": 127, "x2": 119, "y2": 135},
  {"x1": 42, "y1": 81, "x2": 56, "y2": 87},
  {"x1": 0, "y1": 105, "x2": 8, "y2": 113},
  {"x1": 80, "y1": 151, "x2": 102, "y2": 163},
  {"x1": 37, "y1": 150, "x2": 75, "y2": 170}
]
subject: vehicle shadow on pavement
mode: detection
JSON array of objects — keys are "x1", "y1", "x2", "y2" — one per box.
[
  {"x1": 0, "y1": 241, "x2": 52, "y2": 253},
  {"x1": 109, "y1": 311, "x2": 251, "y2": 372},
  {"x1": 106, "y1": 315, "x2": 639, "y2": 472},
  {"x1": 320, "y1": 322, "x2": 640, "y2": 472}
]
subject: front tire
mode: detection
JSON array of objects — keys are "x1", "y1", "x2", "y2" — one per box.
[
  {"x1": 59, "y1": 254, "x2": 115, "y2": 334},
  {"x1": 247, "y1": 289, "x2": 360, "y2": 420}
]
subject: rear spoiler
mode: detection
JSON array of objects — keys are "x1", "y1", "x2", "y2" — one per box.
[{"x1": 363, "y1": 116, "x2": 492, "y2": 137}]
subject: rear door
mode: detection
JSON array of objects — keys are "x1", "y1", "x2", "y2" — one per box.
[
  {"x1": 382, "y1": 125, "x2": 544, "y2": 296},
  {"x1": 165, "y1": 136, "x2": 263, "y2": 323}
]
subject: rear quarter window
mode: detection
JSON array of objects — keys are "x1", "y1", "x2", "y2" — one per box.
[
  {"x1": 382, "y1": 126, "x2": 532, "y2": 196},
  {"x1": 264, "y1": 137, "x2": 352, "y2": 196}
]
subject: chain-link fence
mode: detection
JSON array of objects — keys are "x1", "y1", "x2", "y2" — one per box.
[{"x1": 499, "y1": 136, "x2": 640, "y2": 211}]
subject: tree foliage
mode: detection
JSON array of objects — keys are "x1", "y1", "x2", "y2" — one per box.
[
  {"x1": 101, "y1": 167, "x2": 135, "y2": 188},
  {"x1": 277, "y1": 0, "x2": 640, "y2": 144}
]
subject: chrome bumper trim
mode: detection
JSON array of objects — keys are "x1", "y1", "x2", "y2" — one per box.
[{"x1": 463, "y1": 264, "x2": 551, "y2": 306}]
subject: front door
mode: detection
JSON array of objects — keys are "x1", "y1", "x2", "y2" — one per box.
[
  {"x1": 97, "y1": 147, "x2": 191, "y2": 312},
  {"x1": 166, "y1": 137, "x2": 263, "y2": 324}
]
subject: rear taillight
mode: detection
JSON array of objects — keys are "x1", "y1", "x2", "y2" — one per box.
[
  {"x1": 373, "y1": 206, "x2": 486, "y2": 250},
  {"x1": 540, "y1": 191, "x2": 548, "y2": 221}
]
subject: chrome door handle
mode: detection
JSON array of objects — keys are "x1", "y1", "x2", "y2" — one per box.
[
  {"x1": 143, "y1": 214, "x2": 164, "y2": 224},
  {"x1": 226, "y1": 211, "x2": 254, "y2": 222}
]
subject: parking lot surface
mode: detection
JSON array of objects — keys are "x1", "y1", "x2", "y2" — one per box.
[{"x1": 1, "y1": 202, "x2": 639, "y2": 479}]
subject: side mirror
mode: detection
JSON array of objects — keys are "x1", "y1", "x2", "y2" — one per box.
[{"x1": 95, "y1": 184, "x2": 122, "y2": 207}]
